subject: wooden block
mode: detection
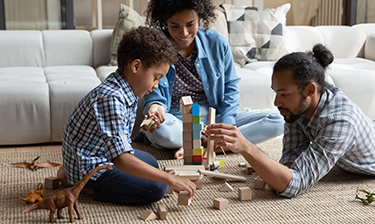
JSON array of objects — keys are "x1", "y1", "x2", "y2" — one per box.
[
  {"x1": 192, "y1": 130, "x2": 201, "y2": 139},
  {"x1": 192, "y1": 123, "x2": 203, "y2": 132},
  {"x1": 193, "y1": 146, "x2": 203, "y2": 155},
  {"x1": 184, "y1": 149, "x2": 193, "y2": 157},
  {"x1": 182, "y1": 114, "x2": 193, "y2": 123},
  {"x1": 183, "y1": 122, "x2": 193, "y2": 132},
  {"x1": 165, "y1": 185, "x2": 174, "y2": 194},
  {"x1": 239, "y1": 162, "x2": 246, "y2": 167},
  {"x1": 192, "y1": 115, "x2": 201, "y2": 124},
  {"x1": 139, "y1": 209, "x2": 157, "y2": 221},
  {"x1": 183, "y1": 131, "x2": 192, "y2": 140},
  {"x1": 178, "y1": 191, "x2": 191, "y2": 205},
  {"x1": 192, "y1": 178, "x2": 203, "y2": 189},
  {"x1": 193, "y1": 154, "x2": 203, "y2": 162},
  {"x1": 157, "y1": 203, "x2": 167, "y2": 220},
  {"x1": 246, "y1": 163, "x2": 254, "y2": 175},
  {"x1": 183, "y1": 140, "x2": 193, "y2": 150},
  {"x1": 183, "y1": 156, "x2": 193, "y2": 165},
  {"x1": 219, "y1": 182, "x2": 234, "y2": 192},
  {"x1": 213, "y1": 198, "x2": 229, "y2": 210},
  {"x1": 180, "y1": 96, "x2": 193, "y2": 106},
  {"x1": 198, "y1": 169, "x2": 246, "y2": 181},
  {"x1": 178, "y1": 172, "x2": 200, "y2": 180},
  {"x1": 207, "y1": 107, "x2": 216, "y2": 166},
  {"x1": 180, "y1": 104, "x2": 192, "y2": 114},
  {"x1": 192, "y1": 104, "x2": 200, "y2": 116},
  {"x1": 238, "y1": 187, "x2": 252, "y2": 201},
  {"x1": 45, "y1": 176, "x2": 60, "y2": 190},
  {"x1": 164, "y1": 165, "x2": 205, "y2": 172},
  {"x1": 254, "y1": 176, "x2": 266, "y2": 189}
]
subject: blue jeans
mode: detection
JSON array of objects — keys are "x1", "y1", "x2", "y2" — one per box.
[
  {"x1": 85, "y1": 148, "x2": 167, "y2": 205},
  {"x1": 143, "y1": 101, "x2": 284, "y2": 150}
]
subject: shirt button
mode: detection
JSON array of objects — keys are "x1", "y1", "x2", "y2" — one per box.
[
  {"x1": 197, "y1": 64, "x2": 200, "y2": 67},
  {"x1": 217, "y1": 73, "x2": 220, "y2": 76},
  {"x1": 202, "y1": 76, "x2": 205, "y2": 79},
  {"x1": 164, "y1": 82, "x2": 167, "y2": 85},
  {"x1": 206, "y1": 88, "x2": 209, "y2": 90}
]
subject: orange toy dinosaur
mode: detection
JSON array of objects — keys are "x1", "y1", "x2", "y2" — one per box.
[
  {"x1": 18, "y1": 183, "x2": 44, "y2": 203},
  {"x1": 22, "y1": 164, "x2": 113, "y2": 223}
]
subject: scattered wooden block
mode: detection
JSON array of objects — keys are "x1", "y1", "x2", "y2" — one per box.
[
  {"x1": 165, "y1": 185, "x2": 174, "y2": 194},
  {"x1": 45, "y1": 176, "x2": 60, "y2": 190},
  {"x1": 213, "y1": 198, "x2": 229, "y2": 210},
  {"x1": 139, "y1": 209, "x2": 157, "y2": 221},
  {"x1": 178, "y1": 191, "x2": 191, "y2": 205},
  {"x1": 219, "y1": 182, "x2": 234, "y2": 192},
  {"x1": 157, "y1": 203, "x2": 167, "y2": 220},
  {"x1": 246, "y1": 163, "x2": 254, "y2": 175},
  {"x1": 164, "y1": 165, "x2": 205, "y2": 172},
  {"x1": 239, "y1": 162, "x2": 246, "y2": 167},
  {"x1": 198, "y1": 169, "x2": 247, "y2": 182},
  {"x1": 177, "y1": 172, "x2": 201, "y2": 181},
  {"x1": 238, "y1": 187, "x2": 252, "y2": 201},
  {"x1": 254, "y1": 176, "x2": 266, "y2": 189},
  {"x1": 192, "y1": 178, "x2": 203, "y2": 189},
  {"x1": 207, "y1": 107, "x2": 216, "y2": 166}
]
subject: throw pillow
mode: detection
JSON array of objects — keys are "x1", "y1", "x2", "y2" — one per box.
[
  {"x1": 108, "y1": 4, "x2": 145, "y2": 66},
  {"x1": 222, "y1": 3, "x2": 291, "y2": 67}
]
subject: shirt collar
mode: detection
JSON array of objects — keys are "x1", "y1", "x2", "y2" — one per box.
[{"x1": 114, "y1": 69, "x2": 137, "y2": 107}]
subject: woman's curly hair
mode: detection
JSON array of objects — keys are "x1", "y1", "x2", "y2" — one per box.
[
  {"x1": 117, "y1": 26, "x2": 177, "y2": 70},
  {"x1": 145, "y1": 0, "x2": 217, "y2": 30}
]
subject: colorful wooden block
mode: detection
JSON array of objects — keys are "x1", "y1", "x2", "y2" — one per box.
[
  {"x1": 192, "y1": 115, "x2": 201, "y2": 124},
  {"x1": 238, "y1": 187, "x2": 252, "y2": 201},
  {"x1": 192, "y1": 104, "x2": 200, "y2": 116},
  {"x1": 192, "y1": 123, "x2": 203, "y2": 132},
  {"x1": 193, "y1": 154, "x2": 204, "y2": 162},
  {"x1": 193, "y1": 139, "x2": 201, "y2": 149},
  {"x1": 193, "y1": 146, "x2": 203, "y2": 155},
  {"x1": 213, "y1": 198, "x2": 229, "y2": 210},
  {"x1": 192, "y1": 130, "x2": 201, "y2": 140}
]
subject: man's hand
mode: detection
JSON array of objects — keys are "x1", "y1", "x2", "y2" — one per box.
[
  {"x1": 147, "y1": 104, "x2": 165, "y2": 133},
  {"x1": 205, "y1": 123, "x2": 250, "y2": 154}
]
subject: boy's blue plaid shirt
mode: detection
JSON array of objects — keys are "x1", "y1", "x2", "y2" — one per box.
[{"x1": 62, "y1": 70, "x2": 137, "y2": 185}]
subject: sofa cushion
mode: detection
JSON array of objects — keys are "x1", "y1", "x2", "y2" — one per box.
[
  {"x1": 43, "y1": 30, "x2": 93, "y2": 67},
  {"x1": 285, "y1": 26, "x2": 324, "y2": 53},
  {"x1": 92, "y1": 29, "x2": 113, "y2": 68},
  {"x1": 109, "y1": 4, "x2": 145, "y2": 66},
  {"x1": 0, "y1": 67, "x2": 51, "y2": 144},
  {"x1": 222, "y1": 3, "x2": 290, "y2": 67},
  {"x1": 45, "y1": 65, "x2": 101, "y2": 142},
  {"x1": 0, "y1": 31, "x2": 44, "y2": 67},
  {"x1": 96, "y1": 65, "x2": 117, "y2": 82}
]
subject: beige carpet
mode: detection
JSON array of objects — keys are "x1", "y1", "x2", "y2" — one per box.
[{"x1": 1, "y1": 136, "x2": 375, "y2": 224}]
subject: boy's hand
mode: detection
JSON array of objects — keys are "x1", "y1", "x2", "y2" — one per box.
[
  {"x1": 169, "y1": 175, "x2": 196, "y2": 198},
  {"x1": 147, "y1": 104, "x2": 165, "y2": 132},
  {"x1": 205, "y1": 123, "x2": 250, "y2": 154}
]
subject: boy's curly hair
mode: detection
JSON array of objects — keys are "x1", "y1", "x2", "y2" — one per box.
[
  {"x1": 117, "y1": 26, "x2": 177, "y2": 70},
  {"x1": 145, "y1": 0, "x2": 216, "y2": 30}
]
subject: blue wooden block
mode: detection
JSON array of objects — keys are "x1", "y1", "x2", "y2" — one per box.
[
  {"x1": 193, "y1": 130, "x2": 201, "y2": 140},
  {"x1": 192, "y1": 123, "x2": 202, "y2": 132},
  {"x1": 192, "y1": 104, "x2": 200, "y2": 116}
]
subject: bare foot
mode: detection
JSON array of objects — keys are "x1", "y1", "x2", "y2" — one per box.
[
  {"x1": 57, "y1": 166, "x2": 71, "y2": 188},
  {"x1": 174, "y1": 147, "x2": 184, "y2": 160}
]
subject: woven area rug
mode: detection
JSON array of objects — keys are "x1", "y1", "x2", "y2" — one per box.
[{"x1": 1, "y1": 136, "x2": 375, "y2": 224}]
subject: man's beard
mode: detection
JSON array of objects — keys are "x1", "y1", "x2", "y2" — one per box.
[{"x1": 278, "y1": 95, "x2": 309, "y2": 123}]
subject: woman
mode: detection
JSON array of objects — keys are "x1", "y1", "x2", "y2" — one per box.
[{"x1": 134, "y1": 0, "x2": 284, "y2": 159}]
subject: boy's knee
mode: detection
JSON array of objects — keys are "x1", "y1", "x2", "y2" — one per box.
[{"x1": 145, "y1": 182, "x2": 168, "y2": 203}]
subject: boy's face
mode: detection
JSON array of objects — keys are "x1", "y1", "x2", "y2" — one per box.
[{"x1": 132, "y1": 62, "x2": 170, "y2": 97}]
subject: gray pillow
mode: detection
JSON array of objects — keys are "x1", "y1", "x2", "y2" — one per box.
[{"x1": 109, "y1": 4, "x2": 145, "y2": 66}]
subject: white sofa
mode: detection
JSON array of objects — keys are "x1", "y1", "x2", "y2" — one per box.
[{"x1": 1, "y1": 23, "x2": 375, "y2": 145}]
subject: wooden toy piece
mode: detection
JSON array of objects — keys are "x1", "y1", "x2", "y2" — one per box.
[
  {"x1": 207, "y1": 107, "x2": 216, "y2": 166},
  {"x1": 139, "y1": 114, "x2": 157, "y2": 133},
  {"x1": 254, "y1": 176, "x2": 266, "y2": 190},
  {"x1": 192, "y1": 178, "x2": 203, "y2": 189},
  {"x1": 180, "y1": 96, "x2": 193, "y2": 106},
  {"x1": 164, "y1": 165, "x2": 205, "y2": 172},
  {"x1": 238, "y1": 187, "x2": 252, "y2": 201},
  {"x1": 177, "y1": 172, "x2": 201, "y2": 181},
  {"x1": 45, "y1": 176, "x2": 60, "y2": 190},
  {"x1": 213, "y1": 198, "x2": 229, "y2": 210},
  {"x1": 246, "y1": 163, "x2": 254, "y2": 175},
  {"x1": 11, "y1": 156, "x2": 61, "y2": 171},
  {"x1": 239, "y1": 162, "x2": 246, "y2": 167},
  {"x1": 139, "y1": 209, "x2": 158, "y2": 221},
  {"x1": 157, "y1": 203, "x2": 167, "y2": 220},
  {"x1": 178, "y1": 191, "x2": 191, "y2": 205},
  {"x1": 165, "y1": 186, "x2": 174, "y2": 194},
  {"x1": 22, "y1": 165, "x2": 113, "y2": 223},
  {"x1": 219, "y1": 182, "x2": 234, "y2": 192},
  {"x1": 199, "y1": 169, "x2": 247, "y2": 182}
]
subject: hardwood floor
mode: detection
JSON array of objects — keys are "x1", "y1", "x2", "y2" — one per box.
[{"x1": 0, "y1": 143, "x2": 62, "y2": 154}]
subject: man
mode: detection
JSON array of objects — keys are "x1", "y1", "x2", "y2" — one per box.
[{"x1": 206, "y1": 44, "x2": 375, "y2": 198}]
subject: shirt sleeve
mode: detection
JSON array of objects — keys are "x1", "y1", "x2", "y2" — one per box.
[
  {"x1": 94, "y1": 95, "x2": 134, "y2": 161},
  {"x1": 279, "y1": 118, "x2": 356, "y2": 198}
]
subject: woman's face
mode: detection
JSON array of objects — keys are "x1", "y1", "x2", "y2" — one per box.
[{"x1": 166, "y1": 9, "x2": 199, "y2": 53}]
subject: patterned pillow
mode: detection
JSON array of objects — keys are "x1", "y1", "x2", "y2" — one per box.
[
  {"x1": 222, "y1": 3, "x2": 291, "y2": 67},
  {"x1": 108, "y1": 4, "x2": 145, "y2": 66}
]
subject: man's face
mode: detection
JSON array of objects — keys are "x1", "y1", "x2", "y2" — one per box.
[{"x1": 271, "y1": 70, "x2": 310, "y2": 123}]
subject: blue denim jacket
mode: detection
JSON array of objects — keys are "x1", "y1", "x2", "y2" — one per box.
[{"x1": 143, "y1": 28, "x2": 241, "y2": 125}]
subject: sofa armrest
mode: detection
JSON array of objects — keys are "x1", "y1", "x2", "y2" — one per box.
[
  {"x1": 91, "y1": 29, "x2": 113, "y2": 68},
  {"x1": 365, "y1": 33, "x2": 375, "y2": 61}
]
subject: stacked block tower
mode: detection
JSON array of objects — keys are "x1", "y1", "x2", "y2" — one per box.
[{"x1": 180, "y1": 96, "x2": 204, "y2": 165}]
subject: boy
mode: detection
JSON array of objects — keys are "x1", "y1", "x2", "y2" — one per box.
[{"x1": 57, "y1": 26, "x2": 196, "y2": 205}]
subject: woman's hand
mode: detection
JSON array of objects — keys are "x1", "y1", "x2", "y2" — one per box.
[{"x1": 146, "y1": 104, "x2": 165, "y2": 133}]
